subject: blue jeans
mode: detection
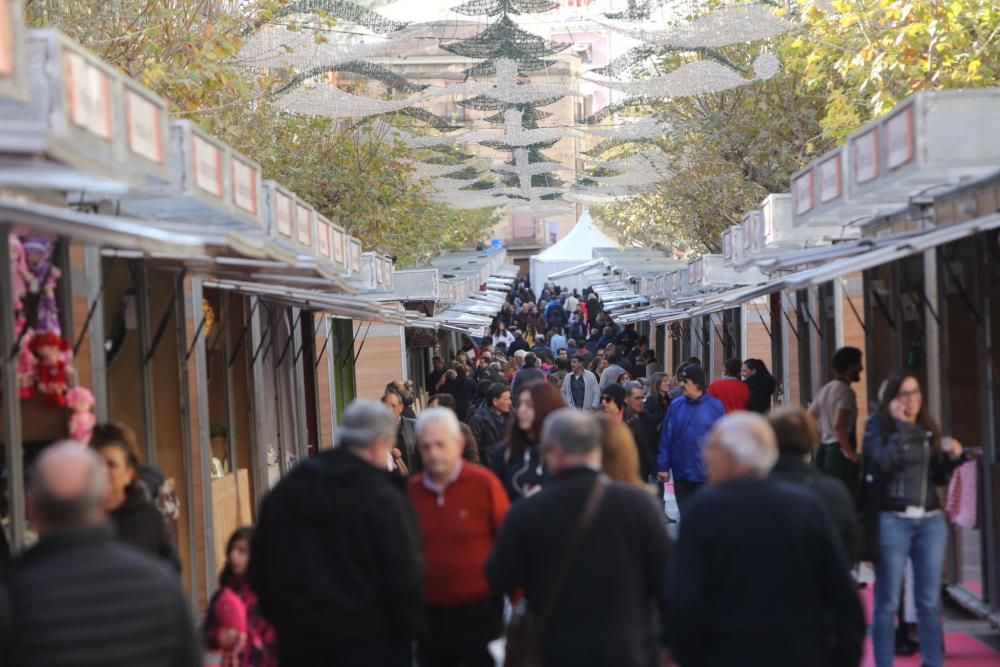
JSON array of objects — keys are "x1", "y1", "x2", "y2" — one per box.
[{"x1": 872, "y1": 512, "x2": 948, "y2": 667}]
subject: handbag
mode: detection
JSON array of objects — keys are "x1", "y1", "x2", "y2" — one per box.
[{"x1": 504, "y1": 476, "x2": 608, "y2": 667}]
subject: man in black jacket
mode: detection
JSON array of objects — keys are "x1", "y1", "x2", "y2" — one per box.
[
  {"x1": 486, "y1": 409, "x2": 670, "y2": 667},
  {"x1": 249, "y1": 401, "x2": 425, "y2": 666},
  {"x1": 7, "y1": 442, "x2": 199, "y2": 667},
  {"x1": 510, "y1": 352, "x2": 545, "y2": 399},
  {"x1": 666, "y1": 412, "x2": 865, "y2": 667},
  {"x1": 769, "y1": 408, "x2": 862, "y2": 565},
  {"x1": 467, "y1": 383, "x2": 512, "y2": 462}
]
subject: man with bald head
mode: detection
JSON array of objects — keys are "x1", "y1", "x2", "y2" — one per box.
[
  {"x1": 486, "y1": 409, "x2": 670, "y2": 667},
  {"x1": 665, "y1": 413, "x2": 865, "y2": 667},
  {"x1": 7, "y1": 442, "x2": 199, "y2": 667},
  {"x1": 407, "y1": 408, "x2": 510, "y2": 667}
]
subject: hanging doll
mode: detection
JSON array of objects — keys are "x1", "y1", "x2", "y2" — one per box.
[
  {"x1": 31, "y1": 331, "x2": 72, "y2": 408},
  {"x1": 14, "y1": 317, "x2": 36, "y2": 399},
  {"x1": 23, "y1": 237, "x2": 62, "y2": 336},
  {"x1": 9, "y1": 235, "x2": 33, "y2": 314},
  {"x1": 66, "y1": 386, "x2": 97, "y2": 444}
]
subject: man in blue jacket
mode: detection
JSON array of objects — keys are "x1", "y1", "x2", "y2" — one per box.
[{"x1": 657, "y1": 365, "x2": 724, "y2": 517}]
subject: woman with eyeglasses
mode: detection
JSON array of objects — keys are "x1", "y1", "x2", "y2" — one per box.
[{"x1": 863, "y1": 372, "x2": 968, "y2": 667}]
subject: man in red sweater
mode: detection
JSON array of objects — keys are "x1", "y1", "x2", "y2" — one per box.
[
  {"x1": 708, "y1": 358, "x2": 750, "y2": 413},
  {"x1": 407, "y1": 407, "x2": 510, "y2": 667}
]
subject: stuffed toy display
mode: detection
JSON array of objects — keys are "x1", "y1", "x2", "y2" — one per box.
[
  {"x1": 22, "y1": 237, "x2": 62, "y2": 336},
  {"x1": 9, "y1": 234, "x2": 33, "y2": 314},
  {"x1": 66, "y1": 386, "x2": 97, "y2": 444},
  {"x1": 14, "y1": 318, "x2": 36, "y2": 399},
  {"x1": 31, "y1": 331, "x2": 72, "y2": 408}
]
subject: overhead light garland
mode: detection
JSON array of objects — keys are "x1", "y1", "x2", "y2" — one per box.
[
  {"x1": 442, "y1": 15, "x2": 569, "y2": 67},
  {"x1": 587, "y1": 52, "x2": 780, "y2": 99},
  {"x1": 452, "y1": 0, "x2": 560, "y2": 17},
  {"x1": 271, "y1": 0, "x2": 410, "y2": 34},
  {"x1": 596, "y1": 3, "x2": 793, "y2": 49},
  {"x1": 272, "y1": 62, "x2": 430, "y2": 96},
  {"x1": 590, "y1": 44, "x2": 745, "y2": 79}
]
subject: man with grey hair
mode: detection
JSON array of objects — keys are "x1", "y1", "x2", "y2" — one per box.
[
  {"x1": 665, "y1": 412, "x2": 865, "y2": 667},
  {"x1": 7, "y1": 442, "x2": 200, "y2": 667},
  {"x1": 486, "y1": 409, "x2": 670, "y2": 667},
  {"x1": 407, "y1": 408, "x2": 510, "y2": 667},
  {"x1": 249, "y1": 400, "x2": 424, "y2": 666}
]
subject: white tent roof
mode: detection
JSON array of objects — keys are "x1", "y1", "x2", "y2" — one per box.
[
  {"x1": 534, "y1": 209, "x2": 616, "y2": 261},
  {"x1": 530, "y1": 210, "x2": 617, "y2": 292}
]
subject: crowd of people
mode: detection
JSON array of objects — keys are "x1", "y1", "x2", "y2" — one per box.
[{"x1": 0, "y1": 277, "x2": 976, "y2": 667}]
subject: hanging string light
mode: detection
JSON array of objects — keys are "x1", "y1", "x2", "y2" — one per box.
[
  {"x1": 587, "y1": 53, "x2": 780, "y2": 98},
  {"x1": 596, "y1": 3, "x2": 793, "y2": 49},
  {"x1": 271, "y1": 0, "x2": 410, "y2": 34}
]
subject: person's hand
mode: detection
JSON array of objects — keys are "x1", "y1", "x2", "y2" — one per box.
[
  {"x1": 888, "y1": 398, "x2": 908, "y2": 422},
  {"x1": 657, "y1": 471, "x2": 671, "y2": 482},
  {"x1": 841, "y1": 447, "x2": 858, "y2": 464},
  {"x1": 392, "y1": 448, "x2": 402, "y2": 460},
  {"x1": 943, "y1": 436, "x2": 964, "y2": 460}
]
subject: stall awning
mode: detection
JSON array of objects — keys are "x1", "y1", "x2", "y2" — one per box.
[
  {"x1": 654, "y1": 309, "x2": 696, "y2": 325},
  {"x1": 753, "y1": 240, "x2": 878, "y2": 272},
  {"x1": 202, "y1": 279, "x2": 387, "y2": 321},
  {"x1": 0, "y1": 198, "x2": 205, "y2": 255},
  {"x1": 612, "y1": 306, "x2": 676, "y2": 325},
  {"x1": 103, "y1": 249, "x2": 356, "y2": 293},
  {"x1": 785, "y1": 214, "x2": 1000, "y2": 289},
  {"x1": 548, "y1": 258, "x2": 607, "y2": 279}
]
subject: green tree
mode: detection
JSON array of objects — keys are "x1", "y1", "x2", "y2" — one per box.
[
  {"x1": 596, "y1": 0, "x2": 1000, "y2": 252},
  {"x1": 786, "y1": 0, "x2": 1000, "y2": 142}
]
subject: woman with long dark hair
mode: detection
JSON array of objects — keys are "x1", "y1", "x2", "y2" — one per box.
[
  {"x1": 864, "y1": 372, "x2": 966, "y2": 667},
  {"x1": 644, "y1": 372, "x2": 671, "y2": 427},
  {"x1": 204, "y1": 527, "x2": 278, "y2": 666},
  {"x1": 91, "y1": 422, "x2": 181, "y2": 572},
  {"x1": 742, "y1": 358, "x2": 776, "y2": 414},
  {"x1": 489, "y1": 381, "x2": 566, "y2": 501}
]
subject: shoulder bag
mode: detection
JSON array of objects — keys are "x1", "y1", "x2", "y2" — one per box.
[{"x1": 504, "y1": 475, "x2": 608, "y2": 667}]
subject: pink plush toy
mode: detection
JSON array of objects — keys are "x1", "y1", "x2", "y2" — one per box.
[
  {"x1": 14, "y1": 317, "x2": 36, "y2": 399},
  {"x1": 66, "y1": 386, "x2": 97, "y2": 444},
  {"x1": 9, "y1": 235, "x2": 32, "y2": 313}
]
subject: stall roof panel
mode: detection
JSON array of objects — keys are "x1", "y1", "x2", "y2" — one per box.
[
  {"x1": 122, "y1": 121, "x2": 261, "y2": 229},
  {"x1": 203, "y1": 279, "x2": 385, "y2": 320},
  {"x1": 0, "y1": 197, "x2": 205, "y2": 255},
  {"x1": 784, "y1": 213, "x2": 1000, "y2": 289},
  {"x1": 0, "y1": 30, "x2": 138, "y2": 193},
  {"x1": 0, "y1": 1, "x2": 29, "y2": 103}
]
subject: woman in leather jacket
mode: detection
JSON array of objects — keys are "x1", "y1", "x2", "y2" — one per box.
[{"x1": 863, "y1": 372, "x2": 966, "y2": 667}]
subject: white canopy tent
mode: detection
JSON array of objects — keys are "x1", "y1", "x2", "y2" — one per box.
[{"x1": 530, "y1": 209, "x2": 617, "y2": 293}]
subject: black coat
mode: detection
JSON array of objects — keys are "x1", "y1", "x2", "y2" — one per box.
[
  {"x1": 468, "y1": 404, "x2": 509, "y2": 462},
  {"x1": 249, "y1": 448, "x2": 424, "y2": 652},
  {"x1": 643, "y1": 394, "x2": 669, "y2": 428},
  {"x1": 486, "y1": 467, "x2": 669, "y2": 667},
  {"x1": 7, "y1": 525, "x2": 199, "y2": 667},
  {"x1": 666, "y1": 478, "x2": 865, "y2": 667},
  {"x1": 510, "y1": 366, "x2": 545, "y2": 399},
  {"x1": 626, "y1": 410, "x2": 660, "y2": 480},
  {"x1": 489, "y1": 442, "x2": 547, "y2": 501},
  {"x1": 110, "y1": 484, "x2": 181, "y2": 572},
  {"x1": 396, "y1": 417, "x2": 422, "y2": 473},
  {"x1": 508, "y1": 338, "x2": 530, "y2": 356},
  {"x1": 443, "y1": 376, "x2": 477, "y2": 420},
  {"x1": 770, "y1": 454, "x2": 862, "y2": 564},
  {"x1": 745, "y1": 373, "x2": 776, "y2": 413}
]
